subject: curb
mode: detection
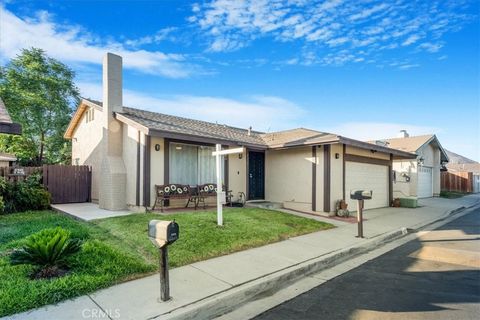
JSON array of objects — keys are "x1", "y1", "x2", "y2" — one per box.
[{"x1": 160, "y1": 201, "x2": 479, "y2": 320}]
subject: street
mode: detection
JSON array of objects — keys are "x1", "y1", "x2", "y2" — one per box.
[{"x1": 253, "y1": 207, "x2": 480, "y2": 320}]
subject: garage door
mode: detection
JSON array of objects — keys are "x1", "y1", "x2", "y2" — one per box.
[
  {"x1": 417, "y1": 166, "x2": 433, "y2": 198},
  {"x1": 345, "y1": 162, "x2": 389, "y2": 210}
]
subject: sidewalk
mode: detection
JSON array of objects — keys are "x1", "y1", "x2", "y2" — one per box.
[{"x1": 7, "y1": 195, "x2": 480, "y2": 320}]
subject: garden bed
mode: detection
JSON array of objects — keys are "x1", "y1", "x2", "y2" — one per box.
[{"x1": 0, "y1": 208, "x2": 333, "y2": 317}]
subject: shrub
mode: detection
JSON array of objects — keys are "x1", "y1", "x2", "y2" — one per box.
[
  {"x1": 0, "y1": 174, "x2": 51, "y2": 214},
  {"x1": 10, "y1": 227, "x2": 82, "y2": 279}
]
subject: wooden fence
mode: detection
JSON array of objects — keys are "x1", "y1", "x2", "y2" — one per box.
[
  {"x1": 1, "y1": 165, "x2": 91, "y2": 204},
  {"x1": 441, "y1": 171, "x2": 473, "y2": 193}
]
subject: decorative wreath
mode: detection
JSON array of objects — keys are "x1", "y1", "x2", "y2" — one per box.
[
  {"x1": 177, "y1": 188, "x2": 183, "y2": 194},
  {"x1": 204, "y1": 185, "x2": 209, "y2": 192},
  {"x1": 183, "y1": 186, "x2": 188, "y2": 192},
  {"x1": 164, "y1": 186, "x2": 170, "y2": 193},
  {"x1": 208, "y1": 184, "x2": 214, "y2": 191},
  {"x1": 214, "y1": 187, "x2": 218, "y2": 192},
  {"x1": 158, "y1": 190, "x2": 164, "y2": 195},
  {"x1": 170, "y1": 185, "x2": 177, "y2": 191}
]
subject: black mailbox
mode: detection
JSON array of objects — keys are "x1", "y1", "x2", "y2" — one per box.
[
  {"x1": 148, "y1": 220, "x2": 179, "y2": 248},
  {"x1": 350, "y1": 190, "x2": 373, "y2": 200}
]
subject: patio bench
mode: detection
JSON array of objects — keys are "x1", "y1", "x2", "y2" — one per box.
[
  {"x1": 152, "y1": 184, "x2": 197, "y2": 212},
  {"x1": 196, "y1": 183, "x2": 232, "y2": 209}
]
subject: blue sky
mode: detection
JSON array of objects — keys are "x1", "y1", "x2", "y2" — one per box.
[{"x1": 1, "y1": 0, "x2": 479, "y2": 160}]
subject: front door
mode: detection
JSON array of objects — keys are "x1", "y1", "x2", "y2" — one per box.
[{"x1": 248, "y1": 151, "x2": 265, "y2": 200}]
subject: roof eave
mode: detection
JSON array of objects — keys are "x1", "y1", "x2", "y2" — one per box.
[{"x1": 64, "y1": 98, "x2": 103, "y2": 139}]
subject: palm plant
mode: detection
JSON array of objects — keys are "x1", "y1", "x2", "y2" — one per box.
[{"x1": 10, "y1": 227, "x2": 82, "y2": 278}]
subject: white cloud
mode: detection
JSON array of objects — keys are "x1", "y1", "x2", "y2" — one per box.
[
  {"x1": 77, "y1": 82, "x2": 305, "y2": 132},
  {"x1": 418, "y1": 42, "x2": 444, "y2": 53},
  {"x1": 191, "y1": 0, "x2": 473, "y2": 67},
  {"x1": 323, "y1": 122, "x2": 442, "y2": 142},
  {"x1": 0, "y1": 7, "x2": 198, "y2": 78}
]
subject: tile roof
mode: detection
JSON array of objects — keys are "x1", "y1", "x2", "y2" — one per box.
[
  {"x1": 70, "y1": 98, "x2": 416, "y2": 158},
  {"x1": 119, "y1": 107, "x2": 266, "y2": 147},
  {"x1": 447, "y1": 163, "x2": 480, "y2": 174},
  {"x1": 371, "y1": 135, "x2": 434, "y2": 153},
  {"x1": 261, "y1": 128, "x2": 338, "y2": 148}
]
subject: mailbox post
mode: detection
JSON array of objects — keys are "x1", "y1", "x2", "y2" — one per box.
[
  {"x1": 148, "y1": 220, "x2": 179, "y2": 301},
  {"x1": 350, "y1": 190, "x2": 373, "y2": 238}
]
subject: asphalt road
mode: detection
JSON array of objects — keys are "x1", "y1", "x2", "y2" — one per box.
[{"x1": 253, "y1": 207, "x2": 480, "y2": 320}]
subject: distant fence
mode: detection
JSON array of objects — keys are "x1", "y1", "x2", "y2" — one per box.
[
  {"x1": 441, "y1": 171, "x2": 473, "y2": 193},
  {"x1": 1, "y1": 165, "x2": 91, "y2": 204}
]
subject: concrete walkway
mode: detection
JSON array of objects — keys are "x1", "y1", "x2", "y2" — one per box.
[
  {"x1": 7, "y1": 195, "x2": 480, "y2": 320},
  {"x1": 51, "y1": 203, "x2": 136, "y2": 221}
]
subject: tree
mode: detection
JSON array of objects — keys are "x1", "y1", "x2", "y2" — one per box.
[{"x1": 0, "y1": 48, "x2": 80, "y2": 165}]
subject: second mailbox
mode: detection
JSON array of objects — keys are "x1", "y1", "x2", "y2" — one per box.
[
  {"x1": 350, "y1": 190, "x2": 373, "y2": 200},
  {"x1": 148, "y1": 220, "x2": 179, "y2": 248}
]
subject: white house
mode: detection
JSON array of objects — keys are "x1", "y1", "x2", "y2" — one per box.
[
  {"x1": 371, "y1": 131, "x2": 449, "y2": 198},
  {"x1": 64, "y1": 53, "x2": 416, "y2": 213}
]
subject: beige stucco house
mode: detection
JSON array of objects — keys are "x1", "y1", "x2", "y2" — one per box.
[
  {"x1": 370, "y1": 131, "x2": 449, "y2": 198},
  {"x1": 64, "y1": 53, "x2": 416, "y2": 213}
]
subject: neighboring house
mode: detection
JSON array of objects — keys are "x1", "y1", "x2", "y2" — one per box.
[
  {"x1": 0, "y1": 97, "x2": 22, "y2": 135},
  {"x1": 0, "y1": 152, "x2": 16, "y2": 167},
  {"x1": 445, "y1": 150, "x2": 480, "y2": 193},
  {"x1": 64, "y1": 53, "x2": 416, "y2": 213},
  {"x1": 370, "y1": 131, "x2": 449, "y2": 198}
]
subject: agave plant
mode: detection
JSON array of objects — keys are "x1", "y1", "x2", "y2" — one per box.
[{"x1": 10, "y1": 227, "x2": 82, "y2": 278}]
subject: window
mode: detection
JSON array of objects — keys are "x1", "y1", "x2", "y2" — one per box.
[
  {"x1": 85, "y1": 108, "x2": 95, "y2": 123},
  {"x1": 169, "y1": 142, "x2": 224, "y2": 185}
]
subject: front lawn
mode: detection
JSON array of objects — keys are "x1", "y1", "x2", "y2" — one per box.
[
  {"x1": 0, "y1": 208, "x2": 333, "y2": 317},
  {"x1": 92, "y1": 208, "x2": 334, "y2": 267}
]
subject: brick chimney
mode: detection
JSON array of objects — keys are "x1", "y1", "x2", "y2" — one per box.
[{"x1": 99, "y1": 53, "x2": 127, "y2": 210}]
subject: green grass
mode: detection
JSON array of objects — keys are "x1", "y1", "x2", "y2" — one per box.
[
  {"x1": 0, "y1": 208, "x2": 333, "y2": 317},
  {"x1": 440, "y1": 191, "x2": 468, "y2": 199},
  {"x1": 92, "y1": 208, "x2": 333, "y2": 268}
]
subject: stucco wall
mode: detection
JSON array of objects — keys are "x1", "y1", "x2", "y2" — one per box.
[
  {"x1": 315, "y1": 146, "x2": 325, "y2": 213},
  {"x1": 392, "y1": 160, "x2": 417, "y2": 198},
  {"x1": 393, "y1": 143, "x2": 442, "y2": 197},
  {"x1": 329, "y1": 143, "x2": 344, "y2": 212},
  {"x1": 122, "y1": 124, "x2": 140, "y2": 207},
  {"x1": 150, "y1": 137, "x2": 165, "y2": 206},
  {"x1": 71, "y1": 106, "x2": 103, "y2": 202},
  {"x1": 265, "y1": 146, "x2": 312, "y2": 211},
  {"x1": 228, "y1": 148, "x2": 246, "y2": 201}
]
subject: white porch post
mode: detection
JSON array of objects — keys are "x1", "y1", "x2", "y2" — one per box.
[
  {"x1": 215, "y1": 144, "x2": 223, "y2": 226},
  {"x1": 212, "y1": 146, "x2": 244, "y2": 226}
]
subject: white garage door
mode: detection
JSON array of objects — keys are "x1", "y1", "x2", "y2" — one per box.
[
  {"x1": 417, "y1": 166, "x2": 433, "y2": 198},
  {"x1": 345, "y1": 162, "x2": 389, "y2": 210}
]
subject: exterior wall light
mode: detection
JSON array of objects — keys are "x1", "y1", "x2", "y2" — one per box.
[
  {"x1": 239, "y1": 153, "x2": 243, "y2": 159},
  {"x1": 335, "y1": 153, "x2": 340, "y2": 159},
  {"x1": 155, "y1": 144, "x2": 161, "y2": 151},
  {"x1": 417, "y1": 157, "x2": 425, "y2": 166}
]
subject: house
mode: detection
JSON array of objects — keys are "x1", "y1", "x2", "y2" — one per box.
[
  {"x1": 0, "y1": 97, "x2": 21, "y2": 135},
  {"x1": 444, "y1": 150, "x2": 480, "y2": 193},
  {"x1": 64, "y1": 53, "x2": 416, "y2": 213},
  {"x1": 370, "y1": 131, "x2": 449, "y2": 198},
  {"x1": 0, "y1": 152, "x2": 17, "y2": 167}
]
